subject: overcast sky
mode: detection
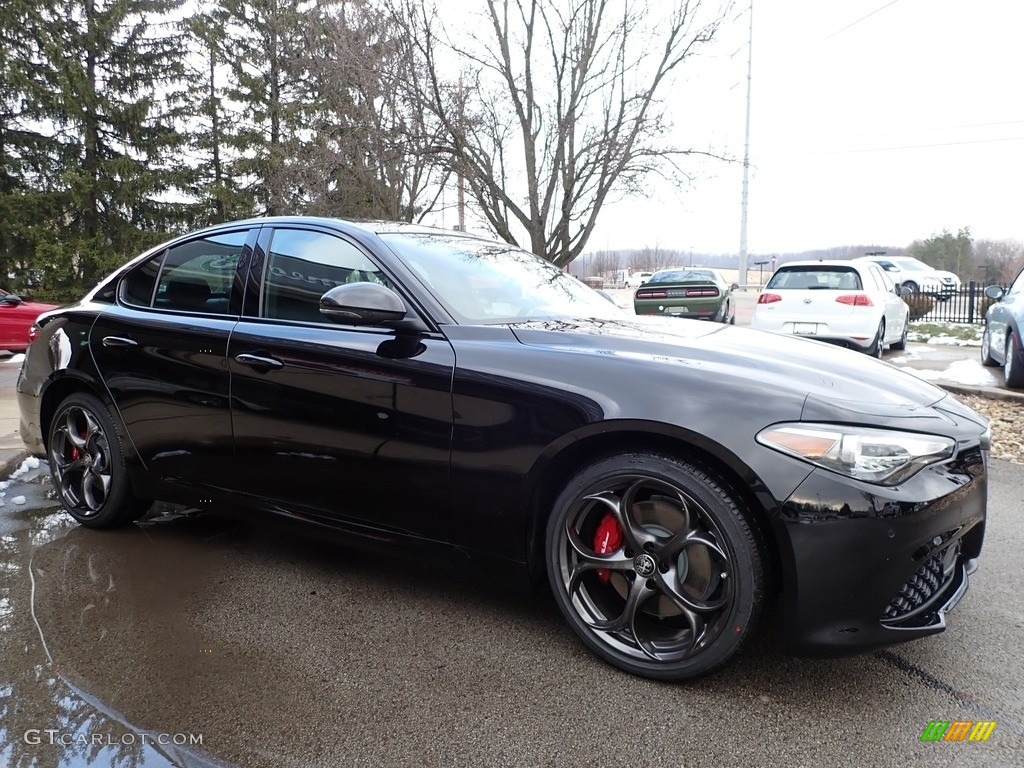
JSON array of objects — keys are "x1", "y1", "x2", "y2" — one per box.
[{"x1": 572, "y1": 0, "x2": 1024, "y2": 256}]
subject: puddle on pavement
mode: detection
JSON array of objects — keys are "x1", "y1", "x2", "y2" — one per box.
[
  {"x1": 0, "y1": 463, "x2": 236, "y2": 767},
  {"x1": 0, "y1": 462, "x2": 553, "y2": 768}
]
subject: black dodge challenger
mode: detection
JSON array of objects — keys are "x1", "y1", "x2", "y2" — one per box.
[{"x1": 17, "y1": 217, "x2": 988, "y2": 681}]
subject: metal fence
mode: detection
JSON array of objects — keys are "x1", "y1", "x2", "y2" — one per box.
[{"x1": 915, "y1": 282, "x2": 1010, "y2": 324}]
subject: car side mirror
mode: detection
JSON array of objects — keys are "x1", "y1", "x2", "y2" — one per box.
[
  {"x1": 1, "y1": 294, "x2": 23, "y2": 305},
  {"x1": 319, "y1": 283, "x2": 407, "y2": 326},
  {"x1": 984, "y1": 285, "x2": 1005, "y2": 300},
  {"x1": 731, "y1": 283, "x2": 740, "y2": 291}
]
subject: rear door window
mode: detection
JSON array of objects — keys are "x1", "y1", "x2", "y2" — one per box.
[{"x1": 122, "y1": 230, "x2": 249, "y2": 314}]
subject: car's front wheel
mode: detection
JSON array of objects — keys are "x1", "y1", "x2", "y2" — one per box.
[
  {"x1": 1006, "y1": 332, "x2": 1024, "y2": 388},
  {"x1": 546, "y1": 453, "x2": 765, "y2": 681},
  {"x1": 980, "y1": 325, "x2": 999, "y2": 366},
  {"x1": 48, "y1": 393, "x2": 150, "y2": 528}
]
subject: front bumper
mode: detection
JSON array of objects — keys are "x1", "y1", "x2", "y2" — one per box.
[{"x1": 774, "y1": 444, "x2": 986, "y2": 655}]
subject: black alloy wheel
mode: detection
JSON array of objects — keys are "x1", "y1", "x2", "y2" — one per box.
[
  {"x1": 546, "y1": 453, "x2": 765, "y2": 681},
  {"x1": 48, "y1": 393, "x2": 150, "y2": 528}
]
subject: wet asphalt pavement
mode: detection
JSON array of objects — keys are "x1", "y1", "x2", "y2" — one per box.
[{"x1": 1, "y1": 458, "x2": 1022, "y2": 767}]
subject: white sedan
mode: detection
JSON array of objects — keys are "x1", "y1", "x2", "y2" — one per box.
[{"x1": 751, "y1": 259, "x2": 911, "y2": 357}]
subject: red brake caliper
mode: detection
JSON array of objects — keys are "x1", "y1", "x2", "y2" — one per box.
[{"x1": 593, "y1": 512, "x2": 624, "y2": 584}]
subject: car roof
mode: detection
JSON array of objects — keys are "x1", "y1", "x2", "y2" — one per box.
[
  {"x1": 194, "y1": 215, "x2": 492, "y2": 241},
  {"x1": 774, "y1": 260, "x2": 865, "y2": 269}
]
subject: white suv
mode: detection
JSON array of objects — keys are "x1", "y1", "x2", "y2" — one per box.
[
  {"x1": 625, "y1": 271, "x2": 654, "y2": 288},
  {"x1": 858, "y1": 256, "x2": 960, "y2": 299}
]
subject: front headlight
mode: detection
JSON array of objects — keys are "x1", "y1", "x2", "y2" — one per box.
[{"x1": 756, "y1": 423, "x2": 956, "y2": 486}]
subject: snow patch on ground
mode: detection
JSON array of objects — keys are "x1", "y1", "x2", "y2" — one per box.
[
  {"x1": 904, "y1": 359, "x2": 1000, "y2": 387},
  {"x1": 3, "y1": 353, "x2": 25, "y2": 364},
  {"x1": 9, "y1": 456, "x2": 41, "y2": 480}
]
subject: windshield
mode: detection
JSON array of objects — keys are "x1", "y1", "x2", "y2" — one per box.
[
  {"x1": 650, "y1": 269, "x2": 716, "y2": 283},
  {"x1": 379, "y1": 233, "x2": 625, "y2": 324}
]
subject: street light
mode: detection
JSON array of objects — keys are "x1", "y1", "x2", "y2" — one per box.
[{"x1": 753, "y1": 260, "x2": 769, "y2": 286}]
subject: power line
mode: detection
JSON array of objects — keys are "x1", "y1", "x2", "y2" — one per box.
[
  {"x1": 811, "y1": 0, "x2": 902, "y2": 47},
  {"x1": 764, "y1": 134, "x2": 1024, "y2": 160}
]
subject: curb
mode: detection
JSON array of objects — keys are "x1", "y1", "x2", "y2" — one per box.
[{"x1": 934, "y1": 382, "x2": 1024, "y2": 404}]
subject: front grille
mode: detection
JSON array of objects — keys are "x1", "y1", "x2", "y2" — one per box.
[{"x1": 882, "y1": 540, "x2": 960, "y2": 621}]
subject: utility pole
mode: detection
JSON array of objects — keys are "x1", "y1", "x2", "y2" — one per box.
[{"x1": 738, "y1": 3, "x2": 753, "y2": 288}]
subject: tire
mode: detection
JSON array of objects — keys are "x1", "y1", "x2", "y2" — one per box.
[
  {"x1": 545, "y1": 453, "x2": 765, "y2": 681},
  {"x1": 902, "y1": 281, "x2": 919, "y2": 294},
  {"x1": 980, "y1": 325, "x2": 999, "y2": 367},
  {"x1": 890, "y1": 317, "x2": 909, "y2": 351},
  {"x1": 47, "y1": 393, "x2": 150, "y2": 528},
  {"x1": 868, "y1": 320, "x2": 886, "y2": 358},
  {"x1": 1006, "y1": 332, "x2": 1024, "y2": 388}
]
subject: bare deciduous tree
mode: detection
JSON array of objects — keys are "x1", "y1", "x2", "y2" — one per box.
[
  {"x1": 630, "y1": 245, "x2": 679, "y2": 272},
  {"x1": 280, "y1": 0, "x2": 451, "y2": 220},
  {"x1": 973, "y1": 238, "x2": 1024, "y2": 284},
  {"x1": 391, "y1": 0, "x2": 730, "y2": 266}
]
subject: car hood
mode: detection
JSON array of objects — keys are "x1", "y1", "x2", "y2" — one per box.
[{"x1": 508, "y1": 316, "x2": 950, "y2": 414}]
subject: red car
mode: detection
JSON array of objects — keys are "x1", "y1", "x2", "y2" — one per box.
[{"x1": 0, "y1": 290, "x2": 59, "y2": 352}]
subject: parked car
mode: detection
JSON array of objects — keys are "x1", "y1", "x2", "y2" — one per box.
[
  {"x1": 0, "y1": 289, "x2": 59, "y2": 352},
  {"x1": 980, "y1": 267, "x2": 1024, "y2": 388},
  {"x1": 858, "y1": 255, "x2": 960, "y2": 299},
  {"x1": 18, "y1": 218, "x2": 988, "y2": 681},
  {"x1": 751, "y1": 259, "x2": 910, "y2": 357},
  {"x1": 624, "y1": 271, "x2": 654, "y2": 288},
  {"x1": 633, "y1": 267, "x2": 737, "y2": 323}
]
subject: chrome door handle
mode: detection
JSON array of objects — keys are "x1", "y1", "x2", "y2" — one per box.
[
  {"x1": 101, "y1": 336, "x2": 138, "y2": 348},
  {"x1": 234, "y1": 353, "x2": 284, "y2": 370}
]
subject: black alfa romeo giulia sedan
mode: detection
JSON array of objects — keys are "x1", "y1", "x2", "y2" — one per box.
[{"x1": 17, "y1": 218, "x2": 989, "y2": 681}]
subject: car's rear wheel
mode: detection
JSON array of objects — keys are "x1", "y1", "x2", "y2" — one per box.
[
  {"x1": 1006, "y1": 332, "x2": 1024, "y2": 388},
  {"x1": 980, "y1": 325, "x2": 999, "y2": 366},
  {"x1": 902, "y1": 281, "x2": 919, "y2": 294},
  {"x1": 546, "y1": 453, "x2": 765, "y2": 681},
  {"x1": 48, "y1": 393, "x2": 150, "y2": 528},
  {"x1": 869, "y1": 320, "x2": 886, "y2": 358}
]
